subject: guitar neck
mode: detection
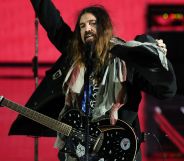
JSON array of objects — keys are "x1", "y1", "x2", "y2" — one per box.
[{"x1": 0, "y1": 96, "x2": 72, "y2": 136}]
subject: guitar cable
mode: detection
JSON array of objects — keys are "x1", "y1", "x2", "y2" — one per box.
[{"x1": 141, "y1": 132, "x2": 165, "y2": 161}]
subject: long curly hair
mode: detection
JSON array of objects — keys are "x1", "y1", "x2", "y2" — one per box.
[{"x1": 68, "y1": 5, "x2": 113, "y2": 78}]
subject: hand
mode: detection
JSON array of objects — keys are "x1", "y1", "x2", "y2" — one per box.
[
  {"x1": 110, "y1": 103, "x2": 122, "y2": 125},
  {"x1": 156, "y1": 39, "x2": 167, "y2": 55},
  {"x1": 110, "y1": 107, "x2": 118, "y2": 125}
]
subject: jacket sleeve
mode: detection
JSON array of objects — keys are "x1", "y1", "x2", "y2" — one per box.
[
  {"x1": 8, "y1": 0, "x2": 73, "y2": 137},
  {"x1": 133, "y1": 34, "x2": 177, "y2": 99},
  {"x1": 111, "y1": 35, "x2": 177, "y2": 99},
  {"x1": 30, "y1": 0, "x2": 73, "y2": 54},
  {"x1": 132, "y1": 59, "x2": 177, "y2": 99}
]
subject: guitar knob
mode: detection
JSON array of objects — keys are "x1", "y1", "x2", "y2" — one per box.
[{"x1": 120, "y1": 138, "x2": 131, "y2": 150}]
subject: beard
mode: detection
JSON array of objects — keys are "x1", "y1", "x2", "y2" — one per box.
[{"x1": 84, "y1": 31, "x2": 97, "y2": 44}]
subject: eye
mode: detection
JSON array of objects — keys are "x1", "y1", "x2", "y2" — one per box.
[
  {"x1": 79, "y1": 23, "x2": 85, "y2": 29},
  {"x1": 90, "y1": 20, "x2": 96, "y2": 27}
]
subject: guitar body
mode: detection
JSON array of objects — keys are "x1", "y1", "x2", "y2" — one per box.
[{"x1": 60, "y1": 109, "x2": 137, "y2": 161}]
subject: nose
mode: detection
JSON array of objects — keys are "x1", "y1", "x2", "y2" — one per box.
[{"x1": 85, "y1": 23, "x2": 92, "y2": 32}]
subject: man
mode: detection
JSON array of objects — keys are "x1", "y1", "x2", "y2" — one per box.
[{"x1": 9, "y1": 0, "x2": 177, "y2": 161}]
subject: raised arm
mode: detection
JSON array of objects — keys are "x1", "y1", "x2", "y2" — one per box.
[{"x1": 30, "y1": 0, "x2": 73, "y2": 54}]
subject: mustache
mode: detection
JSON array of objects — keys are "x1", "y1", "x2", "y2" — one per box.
[{"x1": 84, "y1": 31, "x2": 96, "y2": 39}]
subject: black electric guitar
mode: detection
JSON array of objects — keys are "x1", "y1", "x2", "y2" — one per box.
[{"x1": 0, "y1": 96, "x2": 137, "y2": 161}]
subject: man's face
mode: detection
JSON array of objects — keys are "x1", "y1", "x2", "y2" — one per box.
[{"x1": 79, "y1": 13, "x2": 97, "y2": 44}]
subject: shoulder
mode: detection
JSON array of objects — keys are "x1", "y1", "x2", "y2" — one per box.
[{"x1": 110, "y1": 37, "x2": 126, "y2": 46}]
